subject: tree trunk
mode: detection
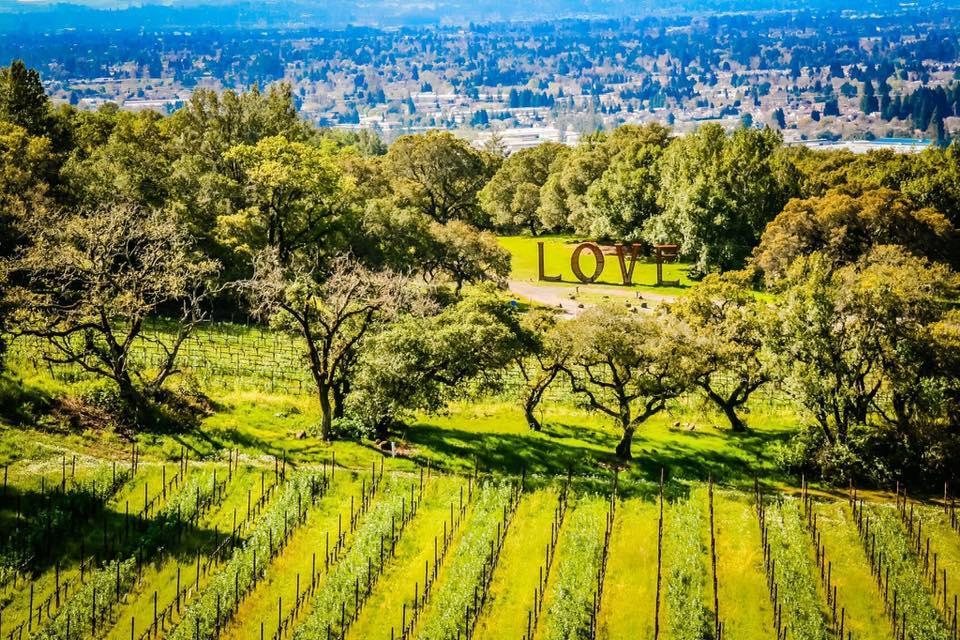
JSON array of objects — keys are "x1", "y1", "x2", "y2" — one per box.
[
  {"x1": 332, "y1": 381, "x2": 346, "y2": 420},
  {"x1": 318, "y1": 382, "x2": 333, "y2": 441},
  {"x1": 373, "y1": 419, "x2": 391, "y2": 442},
  {"x1": 524, "y1": 395, "x2": 542, "y2": 431},
  {"x1": 721, "y1": 402, "x2": 746, "y2": 433},
  {"x1": 700, "y1": 382, "x2": 749, "y2": 433},
  {"x1": 115, "y1": 371, "x2": 146, "y2": 424},
  {"x1": 615, "y1": 425, "x2": 635, "y2": 460},
  {"x1": 524, "y1": 368, "x2": 558, "y2": 432}
]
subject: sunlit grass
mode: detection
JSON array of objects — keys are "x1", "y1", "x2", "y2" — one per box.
[
  {"x1": 714, "y1": 490, "x2": 776, "y2": 640},
  {"x1": 473, "y1": 487, "x2": 560, "y2": 640},
  {"x1": 498, "y1": 234, "x2": 695, "y2": 295}
]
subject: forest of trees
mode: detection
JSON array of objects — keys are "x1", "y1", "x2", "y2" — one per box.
[{"x1": 1, "y1": 61, "x2": 959, "y2": 487}]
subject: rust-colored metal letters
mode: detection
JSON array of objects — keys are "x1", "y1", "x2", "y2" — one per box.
[{"x1": 537, "y1": 241, "x2": 680, "y2": 286}]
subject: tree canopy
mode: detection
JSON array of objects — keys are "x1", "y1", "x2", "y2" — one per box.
[
  {"x1": 646, "y1": 124, "x2": 796, "y2": 273},
  {"x1": 556, "y1": 303, "x2": 696, "y2": 459},
  {"x1": 3, "y1": 204, "x2": 219, "y2": 418},
  {"x1": 479, "y1": 142, "x2": 567, "y2": 234},
  {"x1": 3, "y1": 60, "x2": 960, "y2": 485},
  {"x1": 753, "y1": 187, "x2": 958, "y2": 282},
  {"x1": 385, "y1": 130, "x2": 496, "y2": 226}
]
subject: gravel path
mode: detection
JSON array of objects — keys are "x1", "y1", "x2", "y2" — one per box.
[{"x1": 507, "y1": 280, "x2": 678, "y2": 317}]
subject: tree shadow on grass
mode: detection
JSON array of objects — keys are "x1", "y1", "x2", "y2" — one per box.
[
  {"x1": 178, "y1": 424, "x2": 345, "y2": 476},
  {"x1": 404, "y1": 423, "x2": 613, "y2": 478},
  {"x1": 629, "y1": 426, "x2": 793, "y2": 486},
  {"x1": 543, "y1": 421, "x2": 619, "y2": 449},
  {"x1": 405, "y1": 417, "x2": 793, "y2": 488},
  {"x1": 0, "y1": 374, "x2": 52, "y2": 427},
  {"x1": 0, "y1": 484, "x2": 226, "y2": 583}
]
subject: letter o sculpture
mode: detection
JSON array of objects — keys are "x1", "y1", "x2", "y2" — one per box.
[{"x1": 570, "y1": 242, "x2": 605, "y2": 283}]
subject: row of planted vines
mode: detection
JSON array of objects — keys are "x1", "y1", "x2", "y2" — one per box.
[
  {"x1": 415, "y1": 481, "x2": 519, "y2": 640},
  {"x1": 663, "y1": 487, "x2": 712, "y2": 640},
  {"x1": 756, "y1": 490, "x2": 829, "y2": 640},
  {"x1": 852, "y1": 492, "x2": 955, "y2": 640},
  {"x1": 8, "y1": 456, "x2": 960, "y2": 640}
]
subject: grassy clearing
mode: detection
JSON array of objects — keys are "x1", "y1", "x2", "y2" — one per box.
[
  {"x1": 810, "y1": 500, "x2": 892, "y2": 640},
  {"x1": 498, "y1": 235, "x2": 694, "y2": 295},
  {"x1": 596, "y1": 494, "x2": 659, "y2": 640},
  {"x1": 473, "y1": 487, "x2": 560, "y2": 640},
  {"x1": 3, "y1": 298, "x2": 803, "y2": 493},
  {"x1": 2, "y1": 369, "x2": 799, "y2": 490},
  {"x1": 713, "y1": 490, "x2": 775, "y2": 640},
  {"x1": 407, "y1": 399, "x2": 796, "y2": 486}
]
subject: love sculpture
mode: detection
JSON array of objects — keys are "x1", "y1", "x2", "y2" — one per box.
[{"x1": 537, "y1": 241, "x2": 680, "y2": 286}]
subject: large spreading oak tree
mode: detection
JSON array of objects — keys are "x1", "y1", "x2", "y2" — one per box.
[
  {"x1": 557, "y1": 303, "x2": 696, "y2": 459},
  {"x1": 245, "y1": 251, "x2": 412, "y2": 440},
  {"x1": 384, "y1": 130, "x2": 495, "y2": 226},
  {"x1": 3, "y1": 204, "x2": 219, "y2": 417},
  {"x1": 771, "y1": 246, "x2": 960, "y2": 448}
]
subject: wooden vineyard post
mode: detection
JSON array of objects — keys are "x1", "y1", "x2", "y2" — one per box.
[
  {"x1": 655, "y1": 468, "x2": 664, "y2": 640},
  {"x1": 709, "y1": 476, "x2": 720, "y2": 639}
]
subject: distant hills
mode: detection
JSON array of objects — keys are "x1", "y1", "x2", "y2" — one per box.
[{"x1": 0, "y1": 0, "x2": 919, "y2": 32}]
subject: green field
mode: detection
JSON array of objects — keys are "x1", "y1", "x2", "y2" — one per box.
[
  {"x1": 0, "y1": 340, "x2": 951, "y2": 640},
  {"x1": 498, "y1": 235, "x2": 695, "y2": 296}
]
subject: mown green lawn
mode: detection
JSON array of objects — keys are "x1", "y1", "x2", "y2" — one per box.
[{"x1": 498, "y1": 234, "x2": 695, "y2": 296}]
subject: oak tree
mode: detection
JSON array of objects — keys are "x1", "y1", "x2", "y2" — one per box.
[
  {"x1": 557, "y1": 303, "x2": 695, "y2": 459},
  {"x1": 667, "y1": 272, "x2": 770, "y2": 431},
  {"x1": 245, "y1": 251, "x2": 411, "y2": 440},
  {"x1": 385, "y1": 130, "x2": 495, "y2": 226},
  {"x1": 3, "y1": 204, "x2": 219, "y2": 418}
]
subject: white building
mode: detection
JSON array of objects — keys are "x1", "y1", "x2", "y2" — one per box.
[{"x1": 474, "y1": 126, "x2": 581, "y2": 154}]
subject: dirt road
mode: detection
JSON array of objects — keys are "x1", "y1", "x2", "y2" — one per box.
[{"x1": 507, "y1": 280, "x2": 678, "y2": 318}]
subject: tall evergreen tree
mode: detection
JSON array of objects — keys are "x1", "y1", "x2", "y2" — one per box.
[
  {"x1": 860, "y1": 79, "x2": 879, "y2": 114},
  {"x1": 0, "y1": 60, "x2": 50, "y2": 137}
]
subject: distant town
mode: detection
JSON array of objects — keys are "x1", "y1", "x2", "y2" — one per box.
[{"x1": 5, "y1": 5, "x2": 960, "y2": 151}]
